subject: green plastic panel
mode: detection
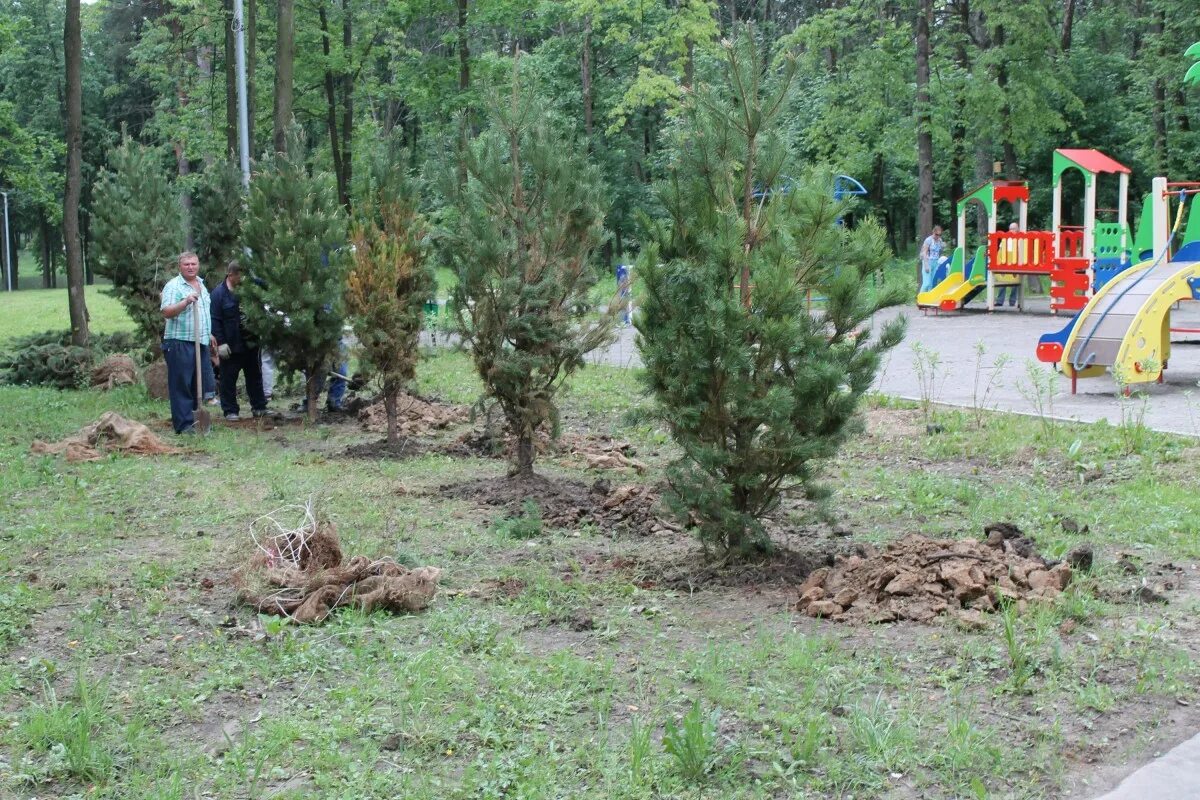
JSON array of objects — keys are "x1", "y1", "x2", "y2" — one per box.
[
  {"x1": 1184, "y1": 198, "x2": 1200, "y2": 247},
  {"x1": 956, "y1": 183, "x2": 994, "y2": 219},
  {"x1": 1133, "y1": 193, "x2": 1155, "y2": 256},
  {"x1": 1052, "y1": 151, "x2": 1095, "y2": 188},
  {"x1": 967, "y1": 245, "x2": 988, "y2": 282},
  {"x1": 1094, "y1": 222, "x2": 1132, "y2": 261}
]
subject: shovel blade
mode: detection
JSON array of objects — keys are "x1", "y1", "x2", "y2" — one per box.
[{"x1": 195, "y1": 407, "x2": 213, "y2": 435}]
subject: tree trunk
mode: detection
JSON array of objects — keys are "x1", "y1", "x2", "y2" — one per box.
[
  {"x1": 384, "y1": 388, "x2": 399, "y2": 444},
  {"x1": 975, "y1": 141, "x2": 993, "y2": 239},
  {"x1": 514, "y1": 428, "x2": 534, "y2": 477},
  {"x1": 224, "y1": 0, "x2": 237, "y2": 156},
  {"x1": 306, "y1": 372, "x2": 319, "y2": 422},
  {"x1": 41, "y1": 217, "x2": 52, "y2": 289},
  {"x1": 1061, "y1": 0, "x2": 1076, "y2": 51},
  {"x1": 340, "y1": 0, "x2": 352, "y2": 211},
  {"x1": 64, "y1": 0, "x2": 89, "y2": 346},
  {"x1": 915, "y1": 0, "x2": 934, "y2": 257},
  {"x1": 273, "y1": 0, "x2": 294, "y2": 154},
  {"x1": 581, "y1": 19, "x2": 593, "y2": 143},
  {"x1": 318, "y1": 5, "x2": 345, "y2": 203},
  {"x1": 177, "y1": 142, "x2": 193, "y2": 248},
  {"x1": 82, "y1": 214, "x2": 93, "y2": 285},
  {"x1": 1150, "y1": 11, "x2": 1167, "y2": 175},
  {"x1": 456, "y1": 0, "x2": 470, "y2": 189}
]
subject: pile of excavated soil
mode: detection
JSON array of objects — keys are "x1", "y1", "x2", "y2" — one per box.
[
  {"x1": 796, "y1": 524, "x2": 1074, "y2": 625},
  {"x1": 444, "y1": 429, "x2": 647, "y2": 473},
  {"x1": 233, "y1": 520, "x2": 440, "y2": 624},
  {"x1": 144, "y1": 359, "x2": 169, "y2": 400},
  {"x1": 90, "y1": 354, "x2": 139, "y2": 390},
  {"x1": 30, "y1": 412, "x2": 184, "y2": 462},
  {"x1": 441, "y1": 474, "x2": 674, "y2": 536},
  {"x1": 357, "y1": 393, "x2": 469, "y2": 437}
]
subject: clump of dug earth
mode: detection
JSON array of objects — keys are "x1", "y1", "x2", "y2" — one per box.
[{"x1": 796, "y1": 523, "x2": 1077, "y2": 626}]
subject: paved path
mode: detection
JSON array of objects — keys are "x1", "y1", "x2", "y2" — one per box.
[
  {"x1": 1090, "y1": 731, "x2": 1200, "y2": 799},
  {"x1": 589, "y1": 297, "x2": 1200, "y2": 436}
]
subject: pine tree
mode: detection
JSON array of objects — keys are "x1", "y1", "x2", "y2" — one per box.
[
  {"x1": 91, "y1": 138, "x2": 184, "y2": 352},
  {"x1": 345, "y1": 149, "x2": 433, "y2": 444},
  {"x1": 443, "y1": 71, "x2": 616, "y2": 477},
  {"x1": 240, "y1": 131, "x2": 346, "y2": 422},
  {"x1": 636, "y1": 30, "x2": 907, "y2": 556},
  {"x1": 192, "y1": 158, "x2": 244, "y2": 279}
]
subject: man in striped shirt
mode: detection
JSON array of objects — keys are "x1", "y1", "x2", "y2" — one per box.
[{"x1": 160, "y1": 251, "x2": 217, "y2": 433}]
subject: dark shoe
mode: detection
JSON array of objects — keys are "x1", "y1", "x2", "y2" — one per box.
[{"x1": 252, "y1": 409, "x2": 268, "y2": 418}]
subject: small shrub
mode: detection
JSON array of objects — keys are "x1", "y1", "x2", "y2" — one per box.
[{"x1": 663, "y1": 699, "x2": 720, "y2": 783}]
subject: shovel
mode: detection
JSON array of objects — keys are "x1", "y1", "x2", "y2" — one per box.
[{"x1": 193, "y1": 301, "x2": 212, "y2": 435}]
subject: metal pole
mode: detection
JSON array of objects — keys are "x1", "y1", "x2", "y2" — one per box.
[
  {"x1": 233, "y1": 0, "x2": 251, "y2": 191},
  {"x1": 1, "y1": 190, "x2": 11, "y2": 292}
]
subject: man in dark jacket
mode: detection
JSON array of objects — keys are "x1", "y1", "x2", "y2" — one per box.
[{"x1": 211, "y1": 260, "x2": 268, "y2": 420}]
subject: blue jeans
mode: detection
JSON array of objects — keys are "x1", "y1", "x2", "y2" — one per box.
[
  {"x1": 920, "y1": 260, "x2": 935, "y2": 292},
  {"x1": 996, "y1": 286, "x2": 1018, "y2": 306},
  {"x1": 163, "y1": 339, "x2": 210, "y2": 433}
]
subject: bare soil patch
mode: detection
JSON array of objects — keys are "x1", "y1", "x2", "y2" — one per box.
[{"x1": 439, "y1": 473, "x2": 671, "y2": 536}]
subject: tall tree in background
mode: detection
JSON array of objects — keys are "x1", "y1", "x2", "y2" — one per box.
[
  {"x1": 443, "y1": 70, "x2": 616, "y2": 477},
  {"x1": 915, "y1": 0, "x2": 933, "y2": 245},
  {"x1": 63, "y1": 0, "x2": 88, "y2": 346},
  {"x1": 92, "y1": 139, "x2": 184, "y2": 352},
  {"x1": 273, "y1": 0, "x2": 294, "y2": 153},
  {"x1": 192, "y1": 158, "x2": 244, "y2": 275},
  {"x1": 345, "y1": 149, "x2": 432, "y2": 444},
  {"x1": 636, "y1": 31, "x2": 906, "y2": 556},
  {"x1": 241, "y1": 131, "x2": 345, "y2": 421}
]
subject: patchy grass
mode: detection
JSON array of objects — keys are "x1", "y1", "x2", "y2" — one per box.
[
  {"x1": 0, "y1": 285, "x2": 135, "y2": 345},
  {"x1": 0, "y1": 352, "x2": 1197, "y2": 798}
]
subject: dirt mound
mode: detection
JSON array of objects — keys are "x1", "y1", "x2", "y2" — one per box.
[
  {"x1": 90, "y1": 354, "x2": 139, "y2": 390},
  {"x1": 357, "y1": 393, "x2": 469, "y2": 437},
  {"x1": 144, "y1": 359, "x2": 169, "y2": 400},
  {"x1": 444, "y1": 429, "x2": 647, "y2": 473},
  {"x1": 233, "y1": 517, "x2": 440, "y2": 624},
  {"x1": 795, "y1": 525, "x2": 1073, "y2": 625},
  {"x1": 30, "y1": 412, "x2": 185, "y2": 462},
  {"x1": 441, "y1": 474, "x2": 673, "y2": 535}
]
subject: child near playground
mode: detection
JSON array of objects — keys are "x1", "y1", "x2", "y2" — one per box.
[{"x1": 919, "y1": 226, "x2": 945, "y2": 292}]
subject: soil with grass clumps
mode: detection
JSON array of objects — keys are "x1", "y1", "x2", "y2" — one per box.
[
  {"x1": 795, "y1": 522, "x2": 1077, "y2": 625},
  {"x1": 441, "y1": 473, "x2": 671, "y2": 536}
]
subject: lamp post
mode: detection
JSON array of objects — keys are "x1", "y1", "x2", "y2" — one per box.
[
  {"x1": 1, "y1": 189, "x2": 11, "y2": 292},
  {"x1": 233, "y1": 0, "x2": 250, "y2": 190}
]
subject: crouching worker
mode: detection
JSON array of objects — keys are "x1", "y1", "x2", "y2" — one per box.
[
  {"x1": 160, "y1": 251, "x2": 215, "y2": 434},
  {"x1": 211, "y1": 260, "x2": 269, "y2": 421}
]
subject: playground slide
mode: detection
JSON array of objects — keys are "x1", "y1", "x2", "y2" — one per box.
[
  {"x1": 916, "y1": 251, "x2": 981, "y2": 311},
  {"x1": 1040, "y1": 242, "x2": 1200, "y2": 385}
]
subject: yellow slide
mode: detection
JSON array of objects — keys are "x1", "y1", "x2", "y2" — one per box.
[
  {"x1": 1060, "y1": 255, "x2": 1200, "y2": 384},
  {"x1": 917, "y1": 272, "x2": 982, "y2": 310}
]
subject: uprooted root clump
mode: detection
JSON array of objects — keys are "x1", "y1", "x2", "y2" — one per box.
[
  {"x1": 796, "y1": 523, "x2": 1075, "y2": 625},
  {"x1": 233, "y1": 505, "x2": 440, "y2": 624}
]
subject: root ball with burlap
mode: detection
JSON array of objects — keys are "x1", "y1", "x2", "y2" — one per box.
[{"x1": 233, "y1": 511, "x2": 440, "y2": 624}]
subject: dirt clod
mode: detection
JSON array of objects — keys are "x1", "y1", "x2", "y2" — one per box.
[
  {"x1": 1067, "y1": 544, "x2": 1095, "y2": 573},
  {"x1": 795, "y1": 530, "x2": 1072, "y2": 624}
]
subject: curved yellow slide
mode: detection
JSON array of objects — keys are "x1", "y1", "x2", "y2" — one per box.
[
  {"x1": 916, "y1": 271, "x2": 979, "y2": 309},
  {"x1": 1059, "y1": 257, "x2": 1200, "y2": 384}
]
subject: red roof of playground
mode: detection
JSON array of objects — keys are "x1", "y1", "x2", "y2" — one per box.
[{"x1": 1056, "y1": 149, "x2": 1131, "y2": 174}]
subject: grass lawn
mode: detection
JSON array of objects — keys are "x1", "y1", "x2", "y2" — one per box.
[
  {"x1": 1, "y1": 306, "x2": 1199, "y2": 797},
  {"x1": 0, "y1": 285, "x2": 134, "y2": 345}
]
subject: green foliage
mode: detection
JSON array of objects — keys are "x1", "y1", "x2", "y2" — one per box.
[
  {"x1": 442, "y1": 73, "x2": 616, "y2": 475},
  {"x1": 662, "y1": 699, "x2": 721, "y2": 783},
  {"x1": 637, "y1": 31, "x2": 906, "y2": 555},
  {"x1": 14, "y1": 670, "x2": 117, "y2": 785},
  {"x1": 240, "y1": 131, "x2": 347, "y2": 421},
  {"x1": 493, "y1": 500, "x2": 544, "y2": 540},
  {"x1": 0, "y1": 329, "x2": 142, "y2": 388},
  {"x1": 345, "y1": 147, "x2": 434, "y2": 444},
  {"x1": 91, "y1": 137, "x2": 184, "y2": 352},
  {"x1": 191, "y1": 159, "x2": 244, "y2": 278}
]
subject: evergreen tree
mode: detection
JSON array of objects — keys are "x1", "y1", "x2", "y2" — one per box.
[
  {"x1": 345, "y1": 149, "x2": 433, "y2": 444},
  {"x1": 636, "y1": 31, "x2": 907, "y2": 556},
  {"x1": 192, "y1": 158, "x2": 244, "y2": 279},
  {"x1": 91, "y1": 137, "x2": 184, "y2": 352},
  {"x1": 443, "y1": 71, "x2": 616, "y2": 477},
  {"x1": 240, "y1": 131, "x2": 346, "y2": 422}
]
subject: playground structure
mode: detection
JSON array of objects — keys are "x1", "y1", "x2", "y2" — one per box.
[
  {"x1": 1036, "y1": 179, "x2": 1200, "y2": 391},
  {"x1": 917, "y1": 149, "x2": 1139, "y2": 314},
  {"x1": 1033, "y1": 43, "x2": 1200, "y2": 392}
]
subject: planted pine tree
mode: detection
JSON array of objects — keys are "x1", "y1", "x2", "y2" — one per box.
[
  {"x1": 91, "y1": 138, "x2": 184, "y2": 352},
  {"x1": 443, "y1": 73, "x2": 616, "y2": 477},
  {"x1": 240, "y1": 132, "x2": 347, "y2": 422},
  {"x1": 192, "y1": 158, "x2": 244, "y2": 278},
  {"x1": 636, "y1": 31, "x2": 907, "y2": 556},
  {"x1": 345, "y1": 150, "x2": 433, "y2": 444}
]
